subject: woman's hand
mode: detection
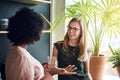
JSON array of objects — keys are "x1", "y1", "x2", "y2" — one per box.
[
  {"x1": 50, "y1": 65, "x2": 77, "y2": 75},
  {"x1": 48, "y1": 65, "x2": 77, "y2": 75},
  {"x1": 42, "y1": 62, "x2": 77, "y2": 76},
  {"x1": 42, "y1": 62, "x2": 50, "y2": 72}
]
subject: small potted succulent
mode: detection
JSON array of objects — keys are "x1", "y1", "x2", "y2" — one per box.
[{"x1": 108, "y1": 45, "x2": 120, "y2": 78}]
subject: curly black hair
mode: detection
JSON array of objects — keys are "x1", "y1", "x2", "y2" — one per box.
[{"x1": 7, "y1": 7, "x2": 44, "y2": 45}]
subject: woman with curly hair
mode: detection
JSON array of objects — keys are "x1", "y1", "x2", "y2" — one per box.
[{"x1": 5, "y1": 7, "x2": 76, "y2": 80}]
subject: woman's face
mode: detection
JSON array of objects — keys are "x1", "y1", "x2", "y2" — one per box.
[{"x1": 67, "y1": 21, "x2": 81, "y2": 41}]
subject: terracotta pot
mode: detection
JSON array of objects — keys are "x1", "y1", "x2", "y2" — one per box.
[
  {"x1": 116, "y1": 66, "x2": 120, "y2": 78},
  {"x1": 90, "y1": 56, "x2": 106, "y2": 80}
]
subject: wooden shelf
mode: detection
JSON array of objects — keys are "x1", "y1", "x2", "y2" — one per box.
[
  {"x1": 0, "y1": 30, "x2": 50, "y2": 34},
  {"x1": 10, "y1": 0, "x2": 51, "y2": 4},
  {"x1": 0, "y1": 31, "x2": 8, "y2": 34},
  {"x1": 42, "y1": 29, "x2": 50, "y2": 33}
]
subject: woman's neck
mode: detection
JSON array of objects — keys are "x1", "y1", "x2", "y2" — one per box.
[
  {"x1": 19, "y1": 44, "x2": 28, "y2": 49},
  {"x1": 68, "y1": 40, "x2": 79, "y2": 46}
]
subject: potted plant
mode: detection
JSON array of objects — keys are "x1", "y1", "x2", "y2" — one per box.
[
  {"x1": 65, "y1": 0, "x2": 120, "y2": 80},
  {"x1": 52, "y1": 0, "x2": 120, "y2": 80},
  {"x1": 108, "y1": 45, "x2": 120, "y2": 78}
]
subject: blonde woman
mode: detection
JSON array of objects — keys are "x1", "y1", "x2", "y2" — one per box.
[{"x1": 52, "y1": 18, "x2": 92, "y2": 80}]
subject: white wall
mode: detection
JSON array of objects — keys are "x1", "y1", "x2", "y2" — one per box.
[{"x1": 50, "y1": 0, "x2": 65, "y2": 80}]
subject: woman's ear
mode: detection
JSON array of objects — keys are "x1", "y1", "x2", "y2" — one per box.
[{"x1": 31, "y1": 40, "x2": 37, "y2": 44}]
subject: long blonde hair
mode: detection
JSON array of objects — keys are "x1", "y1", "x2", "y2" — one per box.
[{"x1": 63, "y1": 17, "x2": 87, "y2": 61}]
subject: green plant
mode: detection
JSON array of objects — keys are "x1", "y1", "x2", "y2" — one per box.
[
  {"x1": 108, "y1": 45, "x2": 120, "y2": 68},
  {"x1": 64, "y1": 0, "x2": 120, "y2": 56}
]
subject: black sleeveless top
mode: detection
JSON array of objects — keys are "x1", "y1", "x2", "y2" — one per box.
[{"x1": 54, "y1": 41, "x2": 90, "y2": 80}]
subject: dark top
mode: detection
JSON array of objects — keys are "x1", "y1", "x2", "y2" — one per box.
[{"x1": 54, "y1": 41, "x2": 90, "y2": 80}]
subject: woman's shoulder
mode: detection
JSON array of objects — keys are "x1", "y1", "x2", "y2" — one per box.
[
  {"x1": 53, "y1": 41, "x2": 64, "y2": 50},
  {"x1": 54, "y1": 41, "x2": 63, "y2": 44},
  {"x1": 54, "y1": 41, "x2": 63, "y2": 46}
]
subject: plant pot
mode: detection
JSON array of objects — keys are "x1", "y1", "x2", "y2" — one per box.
[
  {"x1": 90, "y1": 56, "x2": 106, "y2": 80},
  {"x1": 116, "y1": 66, "x2": 120, "y2": 78}
]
